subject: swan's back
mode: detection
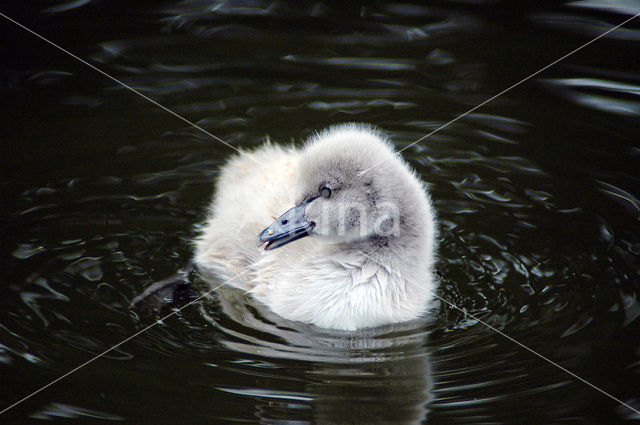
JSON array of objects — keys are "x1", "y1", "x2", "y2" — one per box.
[{"x1": 195, "y1": 143, "x2": 298, "y2": 281}]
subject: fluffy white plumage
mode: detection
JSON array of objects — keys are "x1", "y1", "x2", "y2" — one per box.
[{"x1": 194, "y1": 123, "x2": 438, "y2": 331}]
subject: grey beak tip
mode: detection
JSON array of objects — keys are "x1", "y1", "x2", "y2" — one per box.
[{"x1": 257, "y1": 202, "x2": 312, "y2": 250}]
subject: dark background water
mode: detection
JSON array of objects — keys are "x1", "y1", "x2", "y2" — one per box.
[{"x1": 1, "y1": 1, "x2": 640, "y2": 423}]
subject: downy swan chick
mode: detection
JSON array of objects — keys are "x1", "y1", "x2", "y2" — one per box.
[{"x1": 194, "y1": 124, "x2": 437, "y2": 331}]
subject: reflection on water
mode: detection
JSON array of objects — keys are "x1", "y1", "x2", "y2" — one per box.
[
  {"x1": 1, "y1": 0, "x2": 640, "y2": 423},
  {"x1": 197, "y1": 286, "x2": 434, "y2": 424}
]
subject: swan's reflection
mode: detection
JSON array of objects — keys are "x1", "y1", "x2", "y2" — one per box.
[
  {"x1": 131, "y1": 270, "x2": 435, "y2": 423},
  {"x1": 201, "y1": 284, "x2": 435, "y2": 425}
]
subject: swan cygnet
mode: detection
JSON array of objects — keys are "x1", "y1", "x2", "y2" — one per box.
[{"x1": 194, "y1": 124, "x2": 438, "y2": 331}]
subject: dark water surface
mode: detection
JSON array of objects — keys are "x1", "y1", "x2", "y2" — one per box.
[{"x1": 2, "y1": 1, "x2": 640, "y2": 423}]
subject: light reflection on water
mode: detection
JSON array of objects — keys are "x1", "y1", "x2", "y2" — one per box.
[{"x1": 1, "y1": 0, "x2": 639, "y2": 423}]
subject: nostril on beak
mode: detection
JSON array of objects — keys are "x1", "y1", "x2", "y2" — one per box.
[{"x1": 281, "y1": 219, "x2": 288, "y2": 225}]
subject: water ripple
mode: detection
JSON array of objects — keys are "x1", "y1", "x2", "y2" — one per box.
[
  {"x1": 283, "y1": 55, "x2": 417, "y2": 71},
  {"x1": 532, "y1": 12, "x2": 640, "y2": 40},
  {"x1": 542, "y1": 77, "x2": 640, "y2": 116},
  {"x1": 31, "y1": 402, "x2": 123, "y2": 421}
]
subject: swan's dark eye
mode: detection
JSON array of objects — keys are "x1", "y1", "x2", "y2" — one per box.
[{"x1": 320, "y1": 186, "x2": 332, "y2": 198}]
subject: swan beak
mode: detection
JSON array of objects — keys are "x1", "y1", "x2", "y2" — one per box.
[{"x1": 258, "y1": 203, "x2": 312, "y2": 250}]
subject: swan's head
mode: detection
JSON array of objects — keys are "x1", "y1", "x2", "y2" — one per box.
[{"x1": 259, "y1": 124, "x2": 430, "y2": 250}]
